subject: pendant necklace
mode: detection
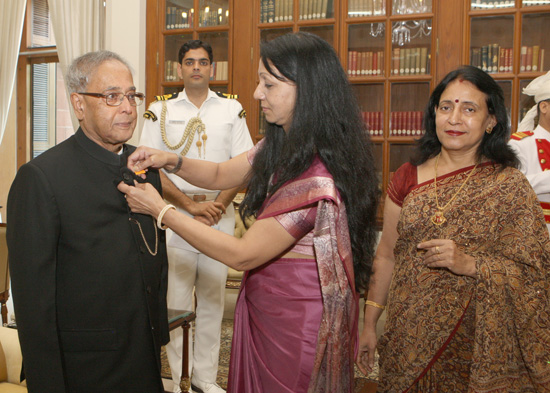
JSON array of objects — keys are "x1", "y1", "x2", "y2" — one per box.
[{"x1": 431, "y1": 153, "x2": 479, "y2": 226}]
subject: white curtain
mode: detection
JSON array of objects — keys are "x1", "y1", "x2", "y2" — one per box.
[
  {"x1": 49, "y1": 0, "x2": 103, "y2": 128},
  {"x1": 0, "y1": 1, "x2": 27, "y2": 146}
]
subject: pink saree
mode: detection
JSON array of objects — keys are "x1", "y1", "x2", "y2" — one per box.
[{"x1": 227, "y1": 156, "x2": 358, "y2": 393}]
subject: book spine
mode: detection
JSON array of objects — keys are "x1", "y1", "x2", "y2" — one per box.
[
  {"x1": 481, "y1": 45, "x2": 488, "y2": 72},
  {"x1": 532, "y1": 45, "x2": 540, "y2": 72},
  {"x1": 420, "y1": 47, "x2": 427, "y2": 74},
  {"x1": 393, "y1": 47, "x2": 400, "y2": 75},
  {"x1": 321, "y1": 0, "x2": 328, "y2": 18},
  {"x1": 491, "y1": 43, "x2": 499, "y2": 73},
  {"x1": 520, "y1": 45, "x2": 527, "y2": 72},
  {"x1": 268, "y1": 0, "x2": 275, "y2": 23}
]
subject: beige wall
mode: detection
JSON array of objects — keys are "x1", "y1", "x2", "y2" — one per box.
[
  {"x1": 0, "y1": 86, "x2": 17, "y2": 223},
  {"x1": 0, "y1": 0, "x2": 148, "y2": 224},
  {"x1": 105, "y1": 0, "x2": 147, "y2": 146}
]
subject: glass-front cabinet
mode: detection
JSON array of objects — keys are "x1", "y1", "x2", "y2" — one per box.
[
  {"x1": 468, "y1": 2, "x2": 549, "y2": 129},
  {"x1": 345, "y1": 0, "x2": 434, "y2": 212},
  {"x1": 147, "y1": 0, "x2": 232, "y2": 102},
  {"x1": 146, "y1": 0, "x2": 550, "y2": 226}
]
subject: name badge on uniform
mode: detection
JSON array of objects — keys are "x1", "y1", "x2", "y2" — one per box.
[{"x1": 169, "y1": 120, "x2": 186, "y2": 125}]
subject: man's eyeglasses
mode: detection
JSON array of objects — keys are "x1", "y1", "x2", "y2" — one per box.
[{"x1": 78, "y1": 92, "x2": 145, "y2": 107}]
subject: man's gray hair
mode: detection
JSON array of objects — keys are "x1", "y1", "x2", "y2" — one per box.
[{"x1": 66, "y1": 50, "x2": 133, "y2": 94}]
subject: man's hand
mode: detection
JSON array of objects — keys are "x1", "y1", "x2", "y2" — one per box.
[{"x1": 190, "y1": 201, "x2": 226, "y2": 226}]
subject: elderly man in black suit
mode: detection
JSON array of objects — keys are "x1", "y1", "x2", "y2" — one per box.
[{"x1": 6, "y1": 50, "x2": 169, "y2": 393}]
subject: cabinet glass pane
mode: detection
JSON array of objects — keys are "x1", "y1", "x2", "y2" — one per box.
[
  {"x1": 391, "y1": 20, "x2": 431, "y2": 75},
  {"x1": 165, "y1": 0, "x2": 194, "y2": 30},
  {"x1": 352, "y1": 84, "x2": 384, "y2": 137},
  {"x1": 198, "y1": 0, "x2": 229, "y2": 27},
  {"x1": 260, "y1": 28, "x2": 293, "y2": 42},
  {"x1": 299, "y1": 0, "x2": 334, "y2": 20},
  {"x1": 392, "y1": 0, "x2": 432, "y2": 15},
  {"x1": 389, "y1": 144, "x2": 416, "y2": 173},
  {"x1": 470, "y1": 16, "x2": 514, "y2": 74},
  {"x1": 521, "y1": 0, "x2": 550, "y2": 7},
  {"x1": 260, "y1": 0, "x2": 294, "y2": 23},
  {"x1": 164, "y1": 34, "x2": 193, "y2": 82},
  {"x1": 521, "y1": 13, "x2": 550, "y2": 73},
  {"x1": 348, "y1": 0, "x2": 386, "y2": 17},
  {"x1": 470, "y1": 0, "x2": 514, "y2": 9},
  {"x1": 496, "y1": 80, "x2": 512, "y2": 125},
  {"x1": 348, "y1": 24, "x2": 385, "y2": 77},
  {"x1": 299, "y1": 26, "x2": 335, "y2": 48},
  {"x1": 373, "y1": 143, "x2": 383, "y2": 185},
  {"x1": 198, "y1": 32, "x2": 229, "y2": 81},
  {"x1": 390, "y1": 82, "x2": 429, "y2": 137},
  {"x1": 519, "y1": 79, "x2": 536, "y2": 125}
]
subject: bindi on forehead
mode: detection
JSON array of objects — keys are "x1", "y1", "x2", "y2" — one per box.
[{"x1": 455, "y1": 99, "x2": 459, "y2": 103}]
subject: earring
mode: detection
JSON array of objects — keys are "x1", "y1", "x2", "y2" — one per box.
[{"x1": 486, "y1": 126, "x2": 493, "y2": 134}]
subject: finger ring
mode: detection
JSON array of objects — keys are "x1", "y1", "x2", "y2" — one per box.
[{"x1": 435, "y1": 246, "x2": 440, "y2": 254}]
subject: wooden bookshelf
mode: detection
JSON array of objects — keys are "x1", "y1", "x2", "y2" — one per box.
[
  {"x1": 146, "y1": 0, "x2": 550, "y2": 224},
  {"x1": 466, "y1": 0, "x2": 550, "y2": 132}
]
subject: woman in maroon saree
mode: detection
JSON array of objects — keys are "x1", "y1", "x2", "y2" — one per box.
[
  {"x1": 357, "y1": 66, "x2": 550, "y2": 392},
  {"x1": 119, "y1": 32, "x2": 379, "y2": 393}
]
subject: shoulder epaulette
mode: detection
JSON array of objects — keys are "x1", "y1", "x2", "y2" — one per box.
[
  {"x1": 143, "y1": 110, "x2": 158, "y2": 122},
  {"x1": 216, "y1": 91, "x2": 239, "y2": 99},
  {"x1": 238, "y1": 109, "x2": 246, "y2": 119},
  {"x1": 154, "y1": 92, "x2": 178, "y2": 102},
  {"x1": 510, "y1": 131, "x2": 534, "y2": 141}
]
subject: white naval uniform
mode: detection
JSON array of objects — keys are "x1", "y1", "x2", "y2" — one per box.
[
  {"x1": 140, "y1": 89, "x2": 253, "y2": 391},
  {"x1": 508, "y1": 124, "x2": 550, "y2": 233}
]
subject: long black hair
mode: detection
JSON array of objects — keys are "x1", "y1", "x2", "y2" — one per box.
[
  {"x1": 239, "y1": 32, "x2": 380, "y2": 291},
  {"x1": 412, "y1": 65, "x2": 519, "y2": 168}
]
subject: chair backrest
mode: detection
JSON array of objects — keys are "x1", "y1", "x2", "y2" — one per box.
[{"x1": 0, "y1": 224, "x2": 9, "y2": 294}]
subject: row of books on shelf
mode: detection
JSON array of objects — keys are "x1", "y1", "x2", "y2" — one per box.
[
  {"x1": 470, "y1": 44, "x2": 545, "y2": 73},
  {"x1": 348, "y1": 51, "x2": 384, "y2": 76},
  {"x1": 389, "y1": 111, "x2": 424, "y2": 136},
  {"x1": 391, "y1": 47, "x2": 430, "y2": 76},
  {"x1": 259, "y1": 0, "x2": 333, "y2": 23},
  {"x1": 471, "y1": 0, "x2": 550, "y2": 8},
  {"x1": 348, "y1": 0, "x2": 385, "y2": 17},
  {"x1": 164, "y1": 60, "x2": 229, "y2": 82},
  {"x1": 362, "y1": 111, "x2": 424, "y2": 137},
  {"x1": 165, "y1": 7, "x2": 193, "y2": 29},
  {"x1": 260, "y1": 0, "x2": 292, "y2": 23},
  {"x1": 470, "y1": 0, "x2": 514, "y2": 9}
]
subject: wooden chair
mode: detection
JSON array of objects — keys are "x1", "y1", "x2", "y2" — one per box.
[
  {"x1": 166, "y1": 309, "x2": 196, "y2": 393},
  {"x1": 0, "y1": 224, "x2": 10, "y2": 326}
]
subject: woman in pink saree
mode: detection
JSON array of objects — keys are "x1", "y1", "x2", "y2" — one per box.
[{"x1": 119, "y1": 32, "x2": 380, "y2": 393}]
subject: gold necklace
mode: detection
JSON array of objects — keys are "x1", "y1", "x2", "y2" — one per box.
[
  {"x1": 160, "y1": 102, "x2": 207, "y2": 158},
  {"x1": 431, "y1": 153, "x2": 479, "y2": 226}
]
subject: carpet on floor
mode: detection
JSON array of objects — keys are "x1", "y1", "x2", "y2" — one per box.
[{"x1": 161, "y1": 319, "x2": 378, "y2": 392}]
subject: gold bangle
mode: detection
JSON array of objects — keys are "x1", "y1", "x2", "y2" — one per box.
[{"x1": 365, "y1": 300, "x2": 386, "y2": 310}]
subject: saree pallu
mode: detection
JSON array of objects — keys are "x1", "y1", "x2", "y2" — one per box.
[
  {"x1": 227, "y1": 157, "x2": 358, "y2": 393},
  {"x1": 378, "y1": 163, "x2": 550, "y2": 393}
]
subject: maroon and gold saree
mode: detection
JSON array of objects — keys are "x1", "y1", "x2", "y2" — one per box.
[
  {"x1": 227, "y1": 154, "x2": 358, "y2": 393},
  {"x1": 378, "y1": 162, "x2": 550, "y2": 392}
]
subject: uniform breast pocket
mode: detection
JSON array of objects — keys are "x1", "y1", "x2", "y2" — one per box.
[{"x1": 206, "y1": 122, "x2": 233, "y2": 154}]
